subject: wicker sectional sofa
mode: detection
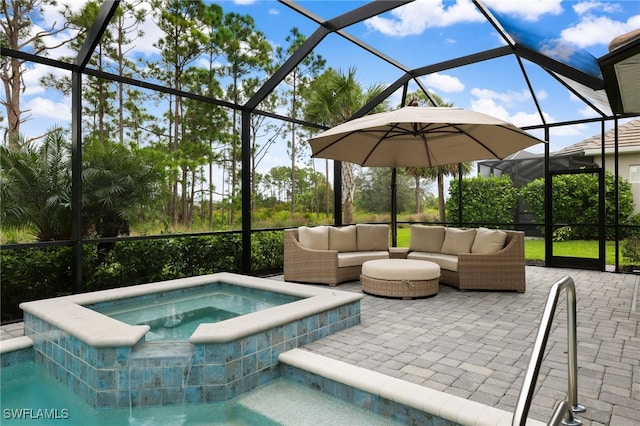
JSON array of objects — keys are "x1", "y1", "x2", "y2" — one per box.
[
  {"x1": 405, "y1": 225, "x2": 526, "y2": 292},
  {"x1": 284, "y1": 224, "x2": 391, "y2": 286},
  {"x1": 283, "y1": 224, "x2": 526, "y2": 292}
]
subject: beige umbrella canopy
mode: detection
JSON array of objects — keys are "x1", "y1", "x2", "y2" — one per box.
[{"x1": 309, "y1": 106, "x2": 544, "y2": 167}]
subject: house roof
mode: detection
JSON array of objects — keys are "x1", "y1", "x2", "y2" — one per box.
[{"x1": 553, "y1": 118, "x2": 640, "y2": 156}]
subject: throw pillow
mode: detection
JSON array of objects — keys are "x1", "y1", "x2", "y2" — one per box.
[
  {"x1": 471, "y1": 227, "x2": 507, "y2": 254},
  {"x1": 440, "y1": 228, "x2": 477, "y2": 255},
  {"x1": 329, "y1": 225, "x2": 357, "y2": 252},
  {"x1": 356, "y1": 224, "x2": 390, "y2": 251},
  {"x1": 409, "y1": 225, "x2": 446, "y2": 253},
  {"x1": 298, "y1": 226, "x2": 329, "y2": 250}
]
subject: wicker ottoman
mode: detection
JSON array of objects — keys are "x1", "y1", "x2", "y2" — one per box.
[{"x1": 361, "y1": 259, "x2": 440, "y2": 299}]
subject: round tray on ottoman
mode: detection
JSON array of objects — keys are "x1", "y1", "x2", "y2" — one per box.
[{"x1": 361, "y1": 259, "x2": 440, "y2": 299}]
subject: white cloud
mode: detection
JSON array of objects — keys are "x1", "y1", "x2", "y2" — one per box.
[
  {"x1": 422, "y1": 73, "x2": 464, "y2": 93},
  {"x1": 573, "y1": 1, "x2": 622, "y2": 16},
  {"x1": 469, "y1": 89, "x2": 546, "y2": 127},
  {"x1": 24, "y1": 97, "x2": 71, "y2": 122},
  {"x1": 365, "y1": 0, "x2": 483, "y2": 36},
  {"x1": 470, "y1": 88, "x2": 532, "y2": 105},
  {"x1": 549, "y1": 123, "x2": 587, "y2": 137},
  {"x1": 21, "y1": 64, "x2": 60, "y2": 96},
  {"x1": 268, "y1": 8, "x2": 279, "y2": 16},
  {"x1": 483, "y1": 0, "x2": 563, "y2": 21},
  {"x1": 560, "y1": 15, "x2": 640, "y2": 48},
  {"x1": 126, "y1": 4, "x2": 162, "y2": 57},
  {"x1": 509, "y1": 110, "x2": 545, "y2": 128},
  {"x1": 536, "y1": 90, "x2": 548, "y2": 101},
  {"x1": 470, "y1": 97, "x2": 510, "y2": 121}
]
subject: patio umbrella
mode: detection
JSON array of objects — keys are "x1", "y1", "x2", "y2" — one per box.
[
  {"x1": 309, "y1": 106, "x2": 543, "y2": 167},
  {"x1": 309, "y1": 106, "x2": 544, "y2": 243}
]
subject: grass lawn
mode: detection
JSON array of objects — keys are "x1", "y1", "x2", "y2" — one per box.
[{"x1": 395, "y1": 227, "x2": 622, "y2": 265}]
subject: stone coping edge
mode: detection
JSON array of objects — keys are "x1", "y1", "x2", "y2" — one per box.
[
  {"x1": 0, "y1": 336, "x2": 33, "y2": 354},
  {"x1": 279, "y1": 348, "x2": 546, "y2": 426}
]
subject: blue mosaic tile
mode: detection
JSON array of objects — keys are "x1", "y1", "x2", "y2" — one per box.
[
  {"x1": 284, "y1": 322, "x2": 297, "y2": 340},
  {"x1": 160, "y1": 387, "x2": 184, "y2": 406},
  {"x1": 255, "y1": 331, "x2": 269, "y2": 351},
  {"x1": 226, "y1": 341, "x2": 241, "y2": 362},
  {"x1": 192, "y1": 344, "x2": 204, "y2": 363},
  {"x1": 242, "y1": 353, "x2": 257, "y2": 376},
  {"x1": 241, "y1": 335, "x2": 257, "y2": 356},
  {"x1": 96, "y1": 369, "x2": 116, "y2": 390},
  {"x1": 116, "y1": 390, "x2": 131, "y2": 409},
  {"x1": 184, "y1": 385, "x2": 202, "y2": 404},
  {"x1": 256, "y1": 348, "x2": 271, "y2": 371},
  {"x1": 201, "y1": 384, "x2": 226, "y2": 402},
  {"x1": 203, "y1": 343, "x2": 225, "y2": 364},
  {"x1": 116, "y1": 347, "x2": 130, "y2": 366},
  {"x1": 224, "y1": 359, "x2": 241, "y2": 383},
  {"x1": 240, "y1": 371, "x2": 259, "y2": 393},
  {"x1": 187, "y1": 364, "x2": 204, "y2": 386},
  {"x1": 353, "y1": 388, "x2": 375, "y2": 410},
  {"x1": 270, "y1": 342, "x2": 285, "y2": 364},
  {"x1": 162, "y1": 366, "x2": 184, "y2": 387}
]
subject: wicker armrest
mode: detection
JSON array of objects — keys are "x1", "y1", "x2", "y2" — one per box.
[
  {"x1": 283, "y1": 229, "x2": 340, "y2": 285},
  {"x1": 457, "y1": 231, "x2": 526, "y2": 292}
]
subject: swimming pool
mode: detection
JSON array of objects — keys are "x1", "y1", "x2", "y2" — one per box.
[
  {"x1": 18, "y1": 273, "x2": 363, "y2": 409},
  {"x1": 0, "y1": 361, "x2": 404, "y2": 425}
]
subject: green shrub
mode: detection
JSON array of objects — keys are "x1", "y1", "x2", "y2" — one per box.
[
  {"x1": 446, "y1": 176, "x2": 517, "y2": 226},
  {"x1": 0, "y1": 247, "x2": 73, "y2": 322},
  {"x1": 1, "y1": 231, "x2": 285, "y2": 322},
  {"x1": 622, "y1": 236, "x2": 640, "y2": 264},
  {"x1": 521, "y1": 171, "x2": 635, "y2": 240}
]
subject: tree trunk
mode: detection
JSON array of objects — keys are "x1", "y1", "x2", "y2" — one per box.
[
  {"x1": 5, "y1": 56, "x2": 22, "y2": 147},
  {"x1": 414, "y1": 175, "x2": 421, "y2": 213},
  {"x1": 325, "y1": 160, "x2": 330, "y2": 216},
  {"x1": 438, "y1": 172, "x2": 445, "y2": 223},
  {"x1": 342, "y1": 162, "x2": 355, "y2": 224}
]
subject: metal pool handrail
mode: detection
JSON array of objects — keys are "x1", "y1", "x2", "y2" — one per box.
[{"x1": 512, "y1": 275, "x2": 586, "y2": 426}]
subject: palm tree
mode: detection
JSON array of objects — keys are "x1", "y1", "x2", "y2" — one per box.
[
  {"x1": 404, "y1": 93, "x2": 472, "y2": 223},
  {"x1": 1, "y1": 128, "x2": 163, "y2": 242},
  {"x1": 303, "y1": 67, "x2": 386, "y2": 223},
  {"x1": 405, "y1": 167, "x2": 433, "y2": 214},
  {"x1": 0, "y1": 128, "x2": 72, "y2": 240},
  {"x1": 426, "y1": 163, "x2": 473, "y2": 223}
]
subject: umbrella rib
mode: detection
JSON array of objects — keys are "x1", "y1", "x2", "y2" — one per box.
[
  {"x1": 361, "y1": 125, "x2": 400, "y2": 165},
  {"x1": 448, "y1": 123, "x2": 501, "y2": 159},
  {"x1": 312, "y1": 131, "x2": 359, "y2": 157},
  {"x1": 420, "y1": 132, "x2": 435, "y2": 167}
]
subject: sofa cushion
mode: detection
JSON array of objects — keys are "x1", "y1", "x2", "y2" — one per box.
[
  {"x1": 409, "y1": 225, "x2": 446, "y2": 253},
  {"x1": 329, "y1": 225, "x2": 357, "y2": 252},
  {"x1": 356, "y1": 224, "x2": 390, "y2": 251},
  {"x1": 440, "y1": 228, "x2": 477, "y2": 255},
  {"x1": 298, "y1": 226, "x2": 329, "y2": 250},
  {"x1": 407, "y1": 252, "x2": 459, "y2": 272},
  {"x1": 471, "y1": 227, "x2": 507, "y2": 254},
  {"x1": 338, "y1": 251, "x2": 389, "y2": 268}
]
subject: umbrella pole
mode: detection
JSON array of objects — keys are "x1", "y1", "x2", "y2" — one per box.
[{"x1": 391, "y1": 168, "x2": 397, "y2": 247}]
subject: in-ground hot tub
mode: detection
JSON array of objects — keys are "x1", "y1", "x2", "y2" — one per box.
[
  {"x1": 87, "y1": 281, "x2": 303, "y2": 342},
  {"x1": 20, "y1": 273, "x2": 362, "y2": 409}
]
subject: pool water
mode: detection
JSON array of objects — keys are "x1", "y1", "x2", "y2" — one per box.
[
  {"x1": 88, "y1": 284, "x2": 301, "y2": 341},
  {"x1": 1, "y1": 362, "x2": 402, "y2": 425}
]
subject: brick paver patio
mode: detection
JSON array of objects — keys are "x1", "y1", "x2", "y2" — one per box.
[{"x1": 298, "y1": 266, "x2": 639, "y2": 425}]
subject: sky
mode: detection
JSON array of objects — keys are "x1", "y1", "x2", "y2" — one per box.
[{"x1": 7, "y1": 0, "x2": 640, "y2": 195}]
